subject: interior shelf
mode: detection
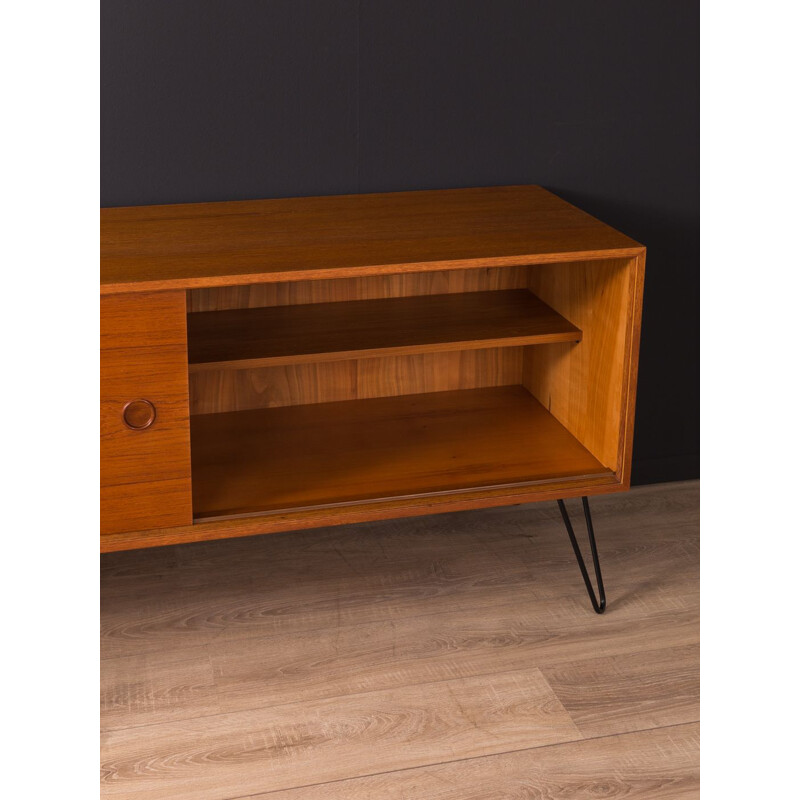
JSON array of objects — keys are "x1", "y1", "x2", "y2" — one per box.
[
  {"x1": 190, "y1": 385, "x2": 611, "y2": 521},
  {"x1": 187, "y1": 289, "x2": 581, "y2": 371}
]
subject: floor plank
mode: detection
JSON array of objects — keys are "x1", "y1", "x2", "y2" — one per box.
[
  {"x1": 100, "y1": 669, "x2": 580, "y2": 800},
  {"x1": 100, "y1": 649, "x2": 220, "y2": 731},
  {"x1": 250, "y1": 723, "x2": 700, "y2": 800},
  {"x1": 541, "y1": 644, "x2": 700, "y2": 737}
]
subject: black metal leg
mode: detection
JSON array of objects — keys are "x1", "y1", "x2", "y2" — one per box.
[{"x1": 557, "y1": 497, "x2": 606, "y2": 614}]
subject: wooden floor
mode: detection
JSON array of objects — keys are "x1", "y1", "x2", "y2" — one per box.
[{"x1": 101, "y1": 480, "x2": 699, "y2": 799}]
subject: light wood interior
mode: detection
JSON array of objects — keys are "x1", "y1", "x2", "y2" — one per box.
[
  {"x1": 523, "y1": 257, "x2": 636, "y2": 473},
  {"x1": 189, "y1": 348, "x2": 523, "y2": 414},
  {"x1": 191, "y1": 386, "x2": 611, "y2": 521},
  {"x1": 186, "y1": 266, "x2": 530, "y2": 310},
  {"x1": 186, "y1": 259, "x2": 635, "y2": 522},
  {"x1": 188, "y1": 267, "x2": 533, "y2": 414},
  {"x1": 187, "y1": 290, "x2": 580, "y2": 371}
]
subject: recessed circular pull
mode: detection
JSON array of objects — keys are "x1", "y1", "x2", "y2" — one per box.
[{"x1": 122, "y1": 399, "x2": 156, "y2": 430}]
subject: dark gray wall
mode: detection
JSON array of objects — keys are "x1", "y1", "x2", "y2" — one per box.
[{"x1": 102, "y1": 0, "x2": 699, "y2": 484}]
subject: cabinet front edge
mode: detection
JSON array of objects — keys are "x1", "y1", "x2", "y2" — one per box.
[{"x1": 100, "y1": 248, "x2": 646, "y2": 295}]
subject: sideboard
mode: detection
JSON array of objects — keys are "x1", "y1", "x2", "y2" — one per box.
[{"x1": 101, "y1": 186, "x2": 644, "y2": 608}]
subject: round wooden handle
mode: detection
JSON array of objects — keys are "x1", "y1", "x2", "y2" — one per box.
[{"x1": 122, "y1": 399, "x2": 156, "y2": 430}]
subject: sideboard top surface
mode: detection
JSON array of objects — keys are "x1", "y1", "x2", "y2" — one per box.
[{"x1": 101, "y1": 185, "x2": 643, "y2": 294}]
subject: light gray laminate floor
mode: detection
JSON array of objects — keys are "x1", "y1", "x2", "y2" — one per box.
[{"x1": 101, "y1": 480, "x2": 700, "y2": 799}]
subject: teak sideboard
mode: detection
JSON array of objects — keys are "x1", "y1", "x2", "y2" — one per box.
[{"x1": 101, "y1": 186, "x2": 645, "y2": 580}]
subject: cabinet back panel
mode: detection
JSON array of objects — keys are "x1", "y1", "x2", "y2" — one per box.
[
  {"x1": 187, "y1": 267, "x2": 529, "y2": 311},
  {"x1": 189, "y1": 348, "x2": 523, "y2": 414},
  {"x1": 187, "y1": 267, "x2": 538, "y2": 414}
]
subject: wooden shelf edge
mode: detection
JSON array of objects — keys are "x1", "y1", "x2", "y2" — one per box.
[
  {"x1": 187, "y1": 332, "x2": 581, "y2": 372},
  {"x1": 187, "y1": 289, "x2": 583, "y2": 371},
  {"x1": 192, "y1": 470, "x2": 615, "y2": 523},
  {"x1": 100, "y1": 473, "x2": 622, "y2": 553}
]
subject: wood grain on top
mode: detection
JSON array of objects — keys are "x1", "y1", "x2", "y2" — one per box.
[
  {"x1": 187, "y1": 289, "x2": 581, "y2": 370},
  {"x1": 101, "y1": 185, "x2": 643, "y2": 293}
]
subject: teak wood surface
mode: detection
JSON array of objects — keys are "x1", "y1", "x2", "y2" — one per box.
[
  {"x1": 100, "y1": 291, "x2": 193, "y2": 535},
  {"x1": 190, "y1": 386, "x2": 611, "y2": 521},
  {"x1": 189, "y1": 347, "x2": 525, "y2": 415},
  {"x1": 187, "y1": 265, "x2": 532, "y2": 312},
  {"x1": 187, "y1": 266, "x2": 534, "y2": 417},
  {"x1": 99, "y1": 186, "x2": 645, "y2": 551},
  {"x1": 101, "y1": 185, "x2": 643, "y2": 293},
  {"x1": 187, "y1": 289, "x2": 581, "y2": 370},
  {"x1": 525, "y1": 256, "x2": 645, "y2": 477}
]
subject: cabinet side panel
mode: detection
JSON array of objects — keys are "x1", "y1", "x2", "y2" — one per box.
[
  {"x1": 523, "y1": 257, "x2": 637, "y2": 474},
  {"x1": 101, "y1": 291, "x2": 193, "y2": 536},
  {"x1": 619, "y1": 252, "x2": 646, "y2": 484}
]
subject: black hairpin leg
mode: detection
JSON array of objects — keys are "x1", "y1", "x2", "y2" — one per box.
[{"x1": 557, "y1": 497, "x2": 606, "y2": 614}]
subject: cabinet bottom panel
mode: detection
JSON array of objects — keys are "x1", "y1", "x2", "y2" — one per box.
[{"x1": 191, "y1": 385, "x2": 612, "y2": 521}]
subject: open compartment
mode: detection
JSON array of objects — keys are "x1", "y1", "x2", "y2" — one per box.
[{"x1": 186, "y1": 259, "x2": 637, "y2": 522}]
